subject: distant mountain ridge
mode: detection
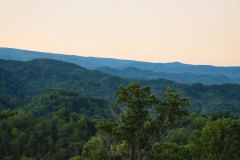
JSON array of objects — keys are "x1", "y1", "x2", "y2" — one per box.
[
  {"x1": 1, "y1": 47, "x2": 240, "y2": 84},
  {"x1": 0, "y1": 47, "x2": 135, "y2": 69},
  {"x1": 96, "y1": 66, "x2": 235, "y2": 84}
]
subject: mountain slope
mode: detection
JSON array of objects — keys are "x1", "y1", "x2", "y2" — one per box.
[
  {"x1": 21, "y1": 88, "x2": 113, "y2": 118},
  {"x1": 0, "y1": 58, "x2": 240, "y2": 116},
  {"x1": 0, "y1": 67, "x2": 43, "y2": 97},
  {"x1": 1, "y1": 47, "x2": 240, "y2": 83},
  {"x1": 96, "y1": 66, "x2": 236, "y2": 84},
  {"x1": 0, "y1": 47, "x2": 133, "y2": 69},
  {"x1": 0, "y1": 58, "x2": 130, "y2": 100}
]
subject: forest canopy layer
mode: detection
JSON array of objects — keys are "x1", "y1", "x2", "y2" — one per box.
[{"x1": 0, "y1": 58, "x2": 240, "y2": 116}]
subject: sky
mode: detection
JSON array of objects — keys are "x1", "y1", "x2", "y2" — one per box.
[{"x1": 0, "y1": 0, "x2": 240, "y2": 66}]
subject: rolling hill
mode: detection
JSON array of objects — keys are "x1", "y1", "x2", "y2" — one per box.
[
  {"x1": 96, "y1": 66, "x2": 235, "y2": 84},
  {"x1": 1, "y1": 47, "x2": 240, "y2": 84},
  {"x1": 0, "y1": 58, "x2": 240, "y2": 116}
]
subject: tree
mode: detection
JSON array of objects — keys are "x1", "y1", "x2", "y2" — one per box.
[
  {"x1": 81, "y1": 136, "x2": 109, "y2": 160},
  {"x1": 147, "y1": 142, "x2": 191, "y2": 160},
  {"x1": 97, "y1": 82, "x2": 190, "y2": 160},
  {"x1": 190, "y1": 118, "x2": 240, "y2": 160},
  {"x1": 20, "y1": 157, "x2": 36, "y2": 160},
  {"x1": 0, "y1": 109, "x2": 97, "y2": 160}
]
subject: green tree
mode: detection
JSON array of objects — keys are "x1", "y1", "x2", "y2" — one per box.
[
  {"x1": 191, "y1": 118, "x2": 240, "y2": 160},
  {"x1": 20, "y1": 157, "x2": 36, "y2": 160},
  {"x1": 97, "y1": 82, "x2": 190, "y2": 160},
  {"x1": 190, "y1": 115, "x2": 209, "y2": 130},
  {"x1": 148, "y1": 142, "x2": 191, "y2": 160},
  {"x1": 0, "y1": 109, "x2": 97, "y2": 160},
  {"x1": 81, "y1": 136, "x2": 109, "y2": 160},
  {"x1": 168, "y1": 128, "x2": 191, "y2": 145}
]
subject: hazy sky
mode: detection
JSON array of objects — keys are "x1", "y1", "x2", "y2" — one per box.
[{"x1": 1, "y1": 0, "x2": 240, "y2": 66}]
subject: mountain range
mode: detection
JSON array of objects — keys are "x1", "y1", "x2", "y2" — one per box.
[
  {"x1": 1, "y1": 47, "x2": 240, "y2": 160},
  {"x1": 0, "y1": 57, "x2": 240, "y2": 116},
  {"x1": 1, "y1": 47, "x2": 240, "y2": 85}
]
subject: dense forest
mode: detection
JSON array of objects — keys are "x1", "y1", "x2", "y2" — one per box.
[
  {"x1": 1, "y1": 58, "x2": 240, "y2": 115},
  {"x1": 0, "y1": 58, "x2": 240, "y2": 159},
  {"x1": 0, "y1": 83, "x2": 239, "y2": 159}
]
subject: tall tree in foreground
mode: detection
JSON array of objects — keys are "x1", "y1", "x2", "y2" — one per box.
[{"x1": 97, "y1": 82, "x2": 190, "y2": 160}]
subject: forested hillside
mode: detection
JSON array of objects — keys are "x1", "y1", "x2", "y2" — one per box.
[
  {"x1": 0, "y1": 57, "x2": 240, "y2": 159},
  {"x1": 0, "y1": 109, "x2": 97, "y2": 159},
  {"x1": 0, "y1": 83, "x2": 239, "y2": 159},
  {"x1": 1, "y1": 58, "x2": 240, "y2": 116},
  {"x1": 96, "y1": 66, "x2": 237, "y2": 84},
  {"x1": 1, "y1": 47, "x2": 240, "y2": 84}
]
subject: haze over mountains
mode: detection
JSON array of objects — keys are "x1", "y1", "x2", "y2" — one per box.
[{"x1": 1, "y1": 47, "x2": 240, "y2": 85}]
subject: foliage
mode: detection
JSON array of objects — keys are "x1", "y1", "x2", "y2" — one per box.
[
  {"x1": 97, "y1": 82, "x2": 190, "y2": 160},
  {"x1": 1, "y1": 57, "x2": 240, "y2": 159},
  {"x1": 81, "y1": 136, "x2": 109, "y2": 160},
  {"x1": 0, "y1": 109, "x2": 96, "y2": 160},
  {"x1": 0, "y1": 94, "x2": 19, "y2": 110},
  {"x1": 190, "y1": 118, "x2": 240, "y2": 160},
  {"x1": 0, "y1": 77, "x2": 240, "y2": 159},
  {"x1": 148, "y1": 142, "x2": 191, "y2": 160},
  {"x1": 21, "y1": 88, "x2": 113, "y2": 118},
  {"x1": 20, "y1": 157, "x2": 36, "y2": 160},
  {"x1": 1, "y1": 58, "x2": 240, "y2": 115}
]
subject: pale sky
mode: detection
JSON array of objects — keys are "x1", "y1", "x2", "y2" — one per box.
[{"x1": 1, "y1": 0, "x2": 240, "y2": 66}]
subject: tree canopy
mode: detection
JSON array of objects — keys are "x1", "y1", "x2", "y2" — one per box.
[{"x1": 97, "y1": 82, "x2": 190, "y2": 160}]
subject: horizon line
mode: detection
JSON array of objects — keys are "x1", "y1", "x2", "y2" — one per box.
[{"x1": 1, "y1": 46, "x2": 239, "y2": 67}]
